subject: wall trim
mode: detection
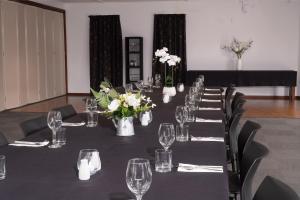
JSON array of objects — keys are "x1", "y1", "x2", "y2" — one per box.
[
  {"x1": 68, "y1": 93, "x2": 90, "y2": 96},
  {"x1": 245, "y1": 95, "x2": 300, "y2": 100}
]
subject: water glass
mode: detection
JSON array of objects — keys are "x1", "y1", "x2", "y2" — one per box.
[
  {"x1": 185, "y1": 94, "x2": 195, "y2": 108},
  {"x1": 139, "y1": 110, "x2": 153, "y2": 126},
  {"x1": 186, "y1": 106, "x2": 195, "y2": 122},
  {"x1": 176, "y1": 83, "x2": 184, "y2": 92},
  {"x1": 176, "y1": 124, "x2": 189, "y2": 142},
  {"x1": 175, "y1": 106, "x2": 187, "y2": 126},
  {"x1": 87, "y1": 111, "x2": 98, "y2": 127},
  {"x1": 158, "y1": 123, "x2": 175, "y2": 151},
  {"x1": 197, "y1": 74, "x2": 205, "y2": 84},
  {"x1": 47, "y1": 111, "x2": 62, "y2": 149},
  {"x1": 56, "y1": 127, "x2": 66, "y2": 146},
  {"x1": 77, "y1": 149, "x2": 101, "y2": 175},
  {"x1": 155, "y1": 149, "x2": 172, "y2": 173},
  {"x1": 154, "y1": 74, "x2": 161, "y2": 88},
  {"x1": 147, "y1": 77, "x2": 153, "y2": 92},
  {"x1": 86, "y1": 97, "x2": 97, "y2": 112},
  {"x1": 0, "y1": 155, "x2": 6, "y2": 180},
  {"x1": 126, "y1": 158, "x2": 152, "y2": 200}
]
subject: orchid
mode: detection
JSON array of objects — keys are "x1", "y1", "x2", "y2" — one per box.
[{"x1": 222, "y1": 38, "x2": 253, "y2": 59}]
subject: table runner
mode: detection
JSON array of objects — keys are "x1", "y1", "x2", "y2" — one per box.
[{"x1": 0, "y1": 89, "x2": 229, "y2": 200}]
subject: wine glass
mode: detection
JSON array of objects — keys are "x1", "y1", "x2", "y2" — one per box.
[
  {"x1": 147, "y1": 77, "x2": 153, "y2": 92},
  {"x1": 85, "y1": 97, "x2": 97, "y2": 112},
  {"x1": 47, "y1": 111, "x2": 62, "y2": 148},
  {"x1": 158, "y1": 123, "x2": 175, "y2": 151},
  {"x1": 154, "y1": 74, "x2": 161, "y2": 88},
  {"x1": 175, "y1": 106, "x2": 187, "y2": 128},
  {"x1": 126, "y1": 158, "x2": 152, "y2": 200}
]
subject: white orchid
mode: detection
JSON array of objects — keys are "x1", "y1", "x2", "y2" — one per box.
[
  {"x1": 125, "y1": 94, "x2": 141, "y2": 109},
  {"x1": 108, "y1": 99, "x2": 120, "y2": 112},
  {"x1": 154, "y1": 47, "x2": 181, "y2": 67}
]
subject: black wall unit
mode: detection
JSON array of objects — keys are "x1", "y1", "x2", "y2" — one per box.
[{"x1": 125, "y1": 37, "x2": 143, "y2": 83}]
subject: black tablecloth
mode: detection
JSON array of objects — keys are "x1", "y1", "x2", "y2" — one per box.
[
  {"x1": 186, "y1": 70, "x2": 297, "y2": 87},
  {"x1": 0, "y1": 89, "x2": 229, "y2": 200}
]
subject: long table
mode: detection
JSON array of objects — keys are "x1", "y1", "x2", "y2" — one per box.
[{"x1": 0, "y1": 89, "x2": 229, "y2": 200}]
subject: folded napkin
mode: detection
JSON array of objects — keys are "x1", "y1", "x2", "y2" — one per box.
[
  {"x1": 191, "y1": 136, "x2": 224, "y2": 142},
  {"x1": 62, "y1": 121, "x2": 86, "y2": 127},
  {"x1": 178, "y1": 163, "x2": 223, "y2": 173},
  {"x1": 9, "y1": 140, "x2": 49, "y2": 147},
  {"x1": 202, "y1": 99, "x2": 221, "y2": 102},
  {"x1": 198, "y1": 107, "x2": 221, "y2": 111},
  {"x1": 195, "y1": 118, "x2": 222, "y2": 123},
  {"x1": 203, "y1": 93, "x2": 220, "y2": 96},
  {"x1": 205, "y1": 88, "x2": 221, "y2": 92}
]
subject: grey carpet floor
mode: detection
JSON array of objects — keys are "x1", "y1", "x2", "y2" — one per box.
[
  {"x1": 242, "y1": 118, "x2": 300, "y2": 197},
  {"x1": 1, "y1": 112, "x2": 299, "y2": 196}
]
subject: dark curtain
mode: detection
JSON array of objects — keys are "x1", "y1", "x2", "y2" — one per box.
[
  {"x1": 153, "y1": 14, "x2": 187, "y2": 84},
  {"x1": 89, "y1": 15, "x2": 123, "y2": 91}
]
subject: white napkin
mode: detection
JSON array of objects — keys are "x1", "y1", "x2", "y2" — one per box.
[
  {"x1": 202, "y1": 99, "x2": 221, "y2": 102},
  {"x1": 198, "y1": 107, "x2": 221, "y2": 111},
  {"x1": 178, "y1": 163, "x2": 223, "y2": 173},
  {"x1": 62, "y1": 121, "x2": 86, "y2": 127},
  {"x1": 195, "y1": 118, "x2": 222, "y2": 123},
  {"x1": 203, "y1": 93, "x2": 220, "y2": 96},
  {"x1": 9, "y1": 140, "x2": 49, "y2": 147},
  {"x1": 191, "y1": 136, "x2": 224, "y2": 142},
  {"x1": 205, "y1": 88, "x2": 221, "y2": 92}
]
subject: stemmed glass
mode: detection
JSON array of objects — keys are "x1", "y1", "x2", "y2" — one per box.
[
  {"x1": 175, "y1": 106, "x2": 187, "y2": 128},
  {"x1": 158, "y1": 123, "x2": 175, "y2": 151},
  {"x1": 147, "y1": 77, "x2": 153, "y2": 92},
  {"x1": 47, "y1": 111, "x2": 62, "y2": 148},
  {"x1": 126, "y1": 158, "x2": 152, "y2": 200},
  {"x1": 154, "y1": 74, "x2": 161, "y2": 88}
]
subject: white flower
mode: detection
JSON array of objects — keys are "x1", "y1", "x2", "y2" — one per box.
[
  {"x1": 162, "y1": 47, "x2": 168, "y2": 52},
  {"x1": 167, "y1": 59, "x2": 176, "y2": 66},
  {"x1": 159, "y1": 54, "x2": 170, "y2": 63},
  {"x1": 126, "y1": 94, "x2": 141, "y2": 109},
  {"x1": 151, "y1": 104, "x2": 156, "y2": 108},
  {"x1": 108, "y1": 99, "x2": 120, "y2": 112},
  {"x1": 146, "y1": 97, "x2": 151, "y2": 103}
]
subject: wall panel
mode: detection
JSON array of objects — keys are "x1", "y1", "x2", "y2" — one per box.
[
  {"x1": 0, "y1": 1, "x2": 5, "y2": 111},
  {"x1": 25, "y1": 5, "x2": 39, "y2": 102},
  {"x1": 2, "y1": 1, "x2": 20, "y2": 109}
]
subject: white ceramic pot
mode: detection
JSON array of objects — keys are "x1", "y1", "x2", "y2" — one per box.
[{"x1": 162, "y1": 86, "x2": 176, "y2": 97}]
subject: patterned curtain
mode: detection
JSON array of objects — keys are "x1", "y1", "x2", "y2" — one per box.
[
  {"x1": 89, "y1": 15, "x2": 123, "y2": 91},
  {"x1": 153, "y1": 14, "x2": 187, "y2": 84}
]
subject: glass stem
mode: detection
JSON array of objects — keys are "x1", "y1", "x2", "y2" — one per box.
[
  {"x1": 136, "y1": 194, "x2": 143, "y2": 200},
  {"x1": 52, "y1": 130, "x2": 57, "y2": 145}
]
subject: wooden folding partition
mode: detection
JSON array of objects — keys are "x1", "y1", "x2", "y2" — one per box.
[{"x1": 0, "y1": 0, "x2": 66, "y2": 111}]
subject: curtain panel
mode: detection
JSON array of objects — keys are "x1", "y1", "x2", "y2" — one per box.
[
  {"x1": 153, "y1": 14, "x2": 187, "y2": 84},
  {"x1": 89, "y1": 15, "x2": 123, "y2": 91}
]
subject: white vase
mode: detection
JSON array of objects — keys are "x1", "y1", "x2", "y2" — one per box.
[
  {"x1": 237, "y1": 58, "x2": 242, "y2": 70},
  {"x1": 112, "y1": 117, "x2": 135, "y2": 136},
  {"x1": 162, "y1": 86, "x2": 176, "y2": 97}
]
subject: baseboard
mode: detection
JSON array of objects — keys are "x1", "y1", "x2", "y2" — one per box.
[
  {"x1": 245, "y1": 96, "x2": 300, "y2": 100},
  {"x1": 68, "y1": 93, "x2": 90, "y2": 96}
]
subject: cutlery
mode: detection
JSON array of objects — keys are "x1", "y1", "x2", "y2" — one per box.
[
  {"x1": 198, "y1": 107, "x2": 221, "y2": 111},
  {"x1": 191, "y1": 136, "x2": 224, "y2": 142},
  {"x1": 195, "y1": 118, "x2": 222, "y2": 123},
  {"x1": 62, "y1": 121, "x2": 86, "y2": 127},
  {"x1": 202, "y1": 99, "x2": 221, "y2": 102}
]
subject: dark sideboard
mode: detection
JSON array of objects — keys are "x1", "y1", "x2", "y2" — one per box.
[{"x1": 186, "y1": 70, "x2": 297, "y2": 100}]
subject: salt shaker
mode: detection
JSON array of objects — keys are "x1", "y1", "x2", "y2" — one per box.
[{"x1": 78, "y1": 159, "x2": 90, "y2": 181}]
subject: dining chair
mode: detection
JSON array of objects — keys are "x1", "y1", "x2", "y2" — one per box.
[
  {"x1": 229, "y1": 141, "x2": 269, "y2": 200},
  {"x1": 0, "y1": 131, "x2": 8, "y2": 146},
  {"x1": 229, "y1": 120, "x2": 261, "y2": 172},
  {"x1": 253, "y1": 176, "x2": 299, "y2": 200},
  {"x1": 53, "y1": 104, "x2": 77, "y2": 120},
  {"x1": 224, "y1": 87, "x2": 236, "y2": 123},
  {"x1": 20, "y1": 116, "x2": 48, "y2": 136},
  {"x1": 231, "y1": 92, "x2": 245, "y2": 112}
]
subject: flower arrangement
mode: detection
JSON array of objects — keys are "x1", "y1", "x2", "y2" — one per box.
[
  {"x1": 91, "y1": 80, "x2": 156, "y2": 119},
  {"x1": 222, "y1": 38, "x2": 253, "y2": 59},
  {"x1": 153, "y1": 47, "x2": 181, "y2": 87}
]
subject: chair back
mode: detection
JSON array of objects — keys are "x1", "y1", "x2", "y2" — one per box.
[
  {"x1": 232, "y1": 99, "x2": 246, "y2": 114},
  {"x1": 228, "y1": 108, "x2": 245, "y2": 154},
  {"x1": 231, "y1": 92, "x2": 245, "y2": 111},
  {"x1": 21, "y1": 116, "x2": 48, "y2": 136},
  {"x1": 53, "y1": 104, "x2": 77, "y2": 120},
  {"x1": 240, "y1": 142, "x2": 269, "y2": 200},
  {"x1": 225, "y1": 87, "x2": 235, "y2": 121},
  {"x1": 238, "y1": 121, "x2": 261, "y2": 163},
  {"x1": 253, "y1": 176, "x2": 299, "y2": 200},
  {"x1": 0, "y1": 131, "x2": 8, "y2": 146}
]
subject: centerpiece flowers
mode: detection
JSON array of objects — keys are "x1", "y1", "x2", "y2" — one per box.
[
  {"x1": 222, "y1": 38, "x2": 253, "y2": 70},
  {"x1": 154, "y1": 47, "x2": 181, "y2": 96},
  {"x1": 91, "y1": 80, "x2": 156, "y2": 136}
]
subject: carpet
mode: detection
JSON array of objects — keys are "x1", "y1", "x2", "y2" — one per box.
[{"x1": 241, "y1": 118, "x2": 300, "y2": 196}]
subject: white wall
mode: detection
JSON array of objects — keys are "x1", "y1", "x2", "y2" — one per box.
[{"x1": 63, "y1": 0, "x2": 300, "y2": 95}]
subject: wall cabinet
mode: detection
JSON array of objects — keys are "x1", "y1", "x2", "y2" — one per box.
[
  {"x1": 125, "y1": 37, "x2": 143, "y2": 83},
  {"x1": 0, "y1": 0, "x2": 66, "y2": 111}
]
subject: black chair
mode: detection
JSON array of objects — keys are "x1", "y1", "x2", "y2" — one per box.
[
  {"x1": 229, "y1": 142, "x2": 269, "y2": 200},
  {"x1": 229, "y1": 120, "x2": 261, "y2": 172},
  {"x1": 0, "y1": 131, "x2": 8, "y2": 146},
  {"x1": 21, "y1": 116, "x2": 48, "y2": 137},
  {"x1": 231, "y1": 92, "x2": 245, "y2": 112},
  {"x1": 53, "y1": 104, "x2": 77, "y2": 120},
  {"x1": 224, "y1": 87, "x2": 236, "y2": 123},
  {"x1": 253, "y1": 176, "x2": 299, "y2": 200}
]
